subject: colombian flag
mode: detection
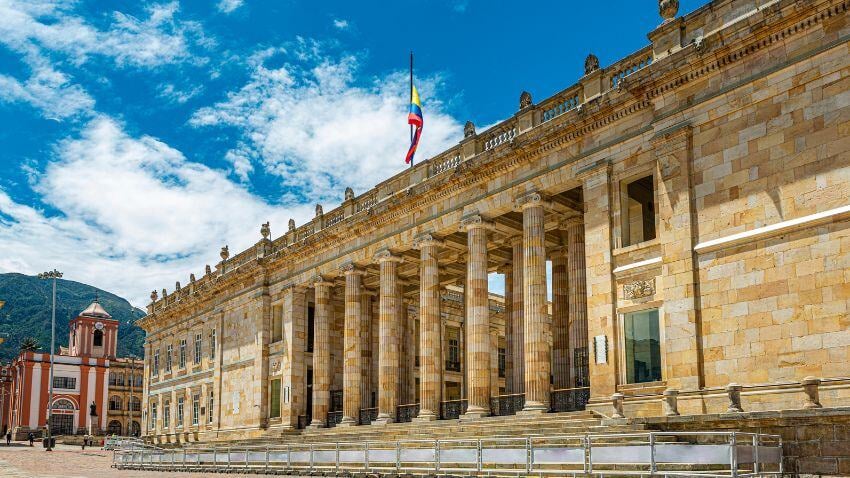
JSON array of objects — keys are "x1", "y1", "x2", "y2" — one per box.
[{"x1": 405, "y1": 84, "x2": 423, "y2": 164}]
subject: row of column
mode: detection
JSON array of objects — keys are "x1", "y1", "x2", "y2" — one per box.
[{"x1": 307, "y1": 192, "x2": 587, "y2": 427}]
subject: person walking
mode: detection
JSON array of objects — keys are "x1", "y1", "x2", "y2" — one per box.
[
  {"x1": 27, "y1": 432, "x2": 34, "y2": 447},
  {"x1": 5, "y1": 431, "x2": 11, "y2": 446}
]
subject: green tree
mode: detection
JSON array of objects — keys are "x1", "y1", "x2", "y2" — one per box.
[{"x1": 20, "y1": 336, "x2": 40, "y2": 352}]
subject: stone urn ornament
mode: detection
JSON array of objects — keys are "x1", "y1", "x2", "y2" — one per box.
[{"x1": 659, "y1": 0, "x2": 679, "y2": 22}]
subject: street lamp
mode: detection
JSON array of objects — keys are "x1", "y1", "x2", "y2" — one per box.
[{"x1": 37, "y1": 269, "x2": 62, "y2": 451}]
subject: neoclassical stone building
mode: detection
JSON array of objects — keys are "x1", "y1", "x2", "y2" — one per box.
[{"x1": 139, "y1": 0, "x2": 850, "y2": 444}]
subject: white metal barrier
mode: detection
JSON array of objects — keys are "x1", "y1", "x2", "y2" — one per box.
[{"x1": 113, "y1": 431, "x2": 783, "y2": 477}]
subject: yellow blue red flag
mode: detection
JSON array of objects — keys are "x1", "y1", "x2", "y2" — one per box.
[{"x1": 405, "y1": 84, "x2": 423, "y2": 164}]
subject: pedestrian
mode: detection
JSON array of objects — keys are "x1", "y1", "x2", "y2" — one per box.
[
  {"x1": 5, "y1": 431, "x2": 10, "y2": 446},
  {"x1": 27, "y1": 432, "x2": 34, "y2": 447}
]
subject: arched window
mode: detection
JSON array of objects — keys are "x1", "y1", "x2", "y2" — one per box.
[
  {"x1": 109, "y1": 395, "x2": 122, "y2": 411},
  {"x1": 129, "y1": 396, "x2": 141, "y2": 411},
  {"x1": 107, "y1": 420, "x2": 122, "y2": 436},
  {"x1": 130, "y1": 421, "x2": 141, "y2": 437},
  {"x1": 93, "y1": 330, "x2": 104, "y2": 347},
  {"x1": 52, "y1": 398, "x2": 75, "y2": 410}
]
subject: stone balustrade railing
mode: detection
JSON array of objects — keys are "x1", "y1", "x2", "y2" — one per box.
[
  {"x1": 482, "y1": 123, "x2": 517, "y2": 151},
  {"x1": 607, "y1": 47, "x2": 653, "y2": 89},
  {"x1": 540, "y1": 89, "x2": 581, "y2": 123}
]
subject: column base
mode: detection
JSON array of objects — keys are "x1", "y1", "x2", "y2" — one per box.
[
  {"x1": 372, "y1": 415, "x2": 393, "y2": 426},
  {"x1": 306, "y1": 420, "x2": 326, "y2": 429},
  {"x1": 336, "y1": 417, "x2": 357, "y2": 427},
  {"x1": 518, "y1": 401, "x2": 548, "y2": 416},
  {"x1": 460, "y1": 406, "x2": 490, "y2": 421},
  {"x1": 413, "y1": 410, "x2": 437, "y2": 422}
]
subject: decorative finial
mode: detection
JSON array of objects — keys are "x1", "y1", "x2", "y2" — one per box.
[
  {"x1": 584, "y1": 54, "x2": 600, "y2": 75},
  {"x1": 260, "y1": 221, "x2": 270, "y2": 239},
  {"x1": 315, "y1": 204, "x2": 323, "y2": 217},
  {"x1": 344, "y1": 187, "x2": 354, "y2": 201},
  {"x1": 659, "y1": 0, "x2": 679, "y2": 22},
  {"x1": 205, "y1": 264, "x2": 212, "y2": 275},
  {"x1": 150, "y1": 290, "x2": 158, "y2": 302},
  {"x1": 288, "y1": 218, "x2": 296, "y2": 231},
  {"x1": 175, "y1": 281, "x2": 181, "y2": 292},
  {"x1": 463, "y1": 121, "x2": 476, "y2": 138},
  {"x1": 220, "y1": 245, "x2": 229, "y2": 261},
  {"x1": 519, "y1": 91, "x2": 533, "y2": 110},
  {"x1": 189, "y1": 273, "x2": 196, "y2": 283},
  {"x1": 162, "y1": 288, "x2": 167, "y2": 298}
]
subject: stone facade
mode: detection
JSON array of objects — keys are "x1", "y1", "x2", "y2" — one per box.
[
  {"x1": 139, "y1": 0, "x2": 850, "y2": 448},
  {"x1": 106, "y1": 357, "x2": 143, "y2": 436}
]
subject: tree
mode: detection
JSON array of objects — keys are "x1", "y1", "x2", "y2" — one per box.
[{"x1": 20, "y1": 337, "x2": 40, "y2": 352}]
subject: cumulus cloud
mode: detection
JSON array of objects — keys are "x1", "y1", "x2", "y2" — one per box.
[
  {"x1": 332, "y1": 19, "x2": 350, "y2": 30},
  {"x1": 0, "y1": 117, "x2": 302, "y2": 305},
  {"x1": 217, "y1": 0, "x2": 244, "y2": 14},
  {"x1": 0, "y1": 50, "x2": 94, "y2": 119},
  {"x1": 190, "y1": 43, "x2": 463, "y2": 204}
]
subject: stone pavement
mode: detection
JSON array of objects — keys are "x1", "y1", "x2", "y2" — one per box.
[{"x1": 0, "y1": 441, "x2": 310, "y2": 478}]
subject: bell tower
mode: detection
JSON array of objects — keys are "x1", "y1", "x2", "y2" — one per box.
[{"x1": 68, "y1": 298, "x2": 119, "y2": 359}]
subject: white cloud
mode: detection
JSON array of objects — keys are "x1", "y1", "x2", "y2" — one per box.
[
  {"x1": 332, "y1": 19, "x2": 349, "y2": 30},
  {"x1": 217, "y1": 0, "x2": 244, "y2": 14},
  {"x1": 0, "y1": 117, "x2": 302, "y2": 305},
  {"x1": 0, "y1": 1, "x2": 209, "y2": 68},
  {"x1": 0, "y1": 49, "x2": 94, "y2": 119},
  {"x1": 158, "y1": 82, "x2": 204, "y2": 104},
  {"x1": 190, "y1": 44, "x2": 463, "y2": 204}
]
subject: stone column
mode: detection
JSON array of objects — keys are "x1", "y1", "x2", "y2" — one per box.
[
  {"x1": 510, "y1": 237, "x2": 525, "y2": 394},
  {"x1": 501, "y1": 265, "x2": 514, "y2": 394},
  {"x1": 461, "y1": 215, "x2": 492, "y2": 419},
  {"x1": 552, "y1": 248, "x2": 570, "y2": 389},
  {"x1": 413, "y1": 234, "x2": 442, "y2": 421},
  {"x1": 653, "y1": 124, "x2": 702, "y2": 391},
  {"x1": 564, "y1": 217, "x2": 588, "y2": 388},
  {"x1": 361, "y1": 292, "x2": 374, "y2": 411},
  {"x1": 374, "y1": 250, "x2": 403, "y2": 424},
  {"x1": 308, "y1": 279, "x2": 333, "y2": 428},
  {"x1": 518, "y1": 193, "x2": 551, "y2": 413},
  {"x1": 582, "y1": 165, "x2": 618, "y2": 398},
  {"x1": 339, "y1": 263, "x2": 364, "y2": 426}
]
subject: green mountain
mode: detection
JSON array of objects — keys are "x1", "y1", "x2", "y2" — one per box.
[{"x1": 0, "y1": 273, "x2": 146, "y2": 362}]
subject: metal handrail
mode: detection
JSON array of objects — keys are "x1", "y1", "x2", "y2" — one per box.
[{"x1": 114, "y1": 431, "x2": 783, "y2": 476}]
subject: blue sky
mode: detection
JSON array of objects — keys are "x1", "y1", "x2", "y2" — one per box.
[{"x1": 0, "y1": 0, "x2": 707, "y2": 305}]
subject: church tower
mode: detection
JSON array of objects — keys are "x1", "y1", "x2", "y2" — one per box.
[{"x1": 68, "y1": 299, "x2": 119, "y2": 359}]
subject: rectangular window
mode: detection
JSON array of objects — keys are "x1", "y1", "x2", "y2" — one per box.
[
  {"x1": 306, "y1": 305, "x2": 315, "y2": 353},
  {"x1": 622, "y1": 175, "x2": 656, "y2": 247},
  {"x1": 163, "y1": 401, "x2": 170, "y2": 429},
  {"x1": 446, "y1": 327, "x2": 460, "y2": 372},
  {"x1": 194, "y1": 334, "x2": 202, "y2": 365},
  {"x1": 445, "y1": 381, "x2": 461, "y2": 401},
  {"x1": 272, "y1": 305, "x2": 282, "y2": 342},
  {"x1": 192, "y1": 394, "x2": 200, "y2": 426},
  {"x1": 177, "y1": 397, "x2": 184, "y2": 428},
  {"x1": 179, "y1": 340, "x2": 187, "y2": 369},
  {"x1": 269, "y1": 379, "x2": 281, "y2": 419},
  {"x1": 150, "y1": 403, "x2": 157, "y2": 430},
  {"x1": 210, "y1": 329, "x2": 216, "y2": 359},
  {"x1": 165, "y1": 345, "x2": 173, "y2": 372},
  {"x1": 208, "y1": 392, "x2": 214, "y2": 423},
  {"x1": 623, "y1": 309, "x2": 662, "y2": 384},
  {"x1": 53, "y1": 376, "x2": 76, "y2": 389},
  {"x1": 498, "y1": 346, "x2": 506, "y2": 378},
  {"x1": 153, "y1": 350, "x2": 160, "y2": 376}
]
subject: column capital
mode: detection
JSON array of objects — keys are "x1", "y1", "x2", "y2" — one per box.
[
  {"x1": 459, "y1": 214, "x2": 495, "y2": 231},
  {"x1": 548, "y1": 247, "x2": 568, "y2": 259},
  {"x1": 374, "y1": 248, "x2": 404, "y2": 263},
  {"x1": 312, "y1": 276, "x2": 335, "y2": 288},
  {"x1": 412, "y1": 233, "x2": 444, "y2": 249},
  {"x1": 496, "y1": 263, "x2": 512, "y2": 274},
  {"x1": 508, "y1": 235, "x2": 523, "y2": 247},
  {"x1": 560, "y1": 215, "x2": 584, "y2": 229},
  {"x1": 513, "y1": 191, "x2": 550, "y2": 210},
  {"x1": 339, "y1": 262, "x2": 365, "y2": 276}
]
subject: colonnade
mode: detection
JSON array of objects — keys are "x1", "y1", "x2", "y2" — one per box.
[{"x1": 306, "y1": 193, "x2": 588, "y2": 426}]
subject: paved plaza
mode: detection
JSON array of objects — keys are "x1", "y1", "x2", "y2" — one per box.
[{"x1": 0, "y1": 442, "x2": 294, "y2": 478}]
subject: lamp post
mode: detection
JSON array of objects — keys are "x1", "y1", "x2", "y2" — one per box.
[{"x1": 37, "y1": 269, "x2": 62, "y2": 451}]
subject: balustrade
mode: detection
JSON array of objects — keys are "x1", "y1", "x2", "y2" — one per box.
[
  {"x1": 439, "y1": 399, "x2": 467, "y2": 420},
  {"x1": 549, "y1": 387, "x2": 590, "y2": 413},
  {"x1": 541, "y1": 93, "x2": 579, "y2": 122},
  {"x1": 609, "y1": 52, "x2": 653, "y2": 89},
  {"x1": 428, "y1": 154, "x2": 461, "y2": 177},
  {"x1": 483, "y1": 127, "x2": 517, "y2": 151}
]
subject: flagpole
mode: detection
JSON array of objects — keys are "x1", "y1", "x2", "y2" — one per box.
[{"x1": 409, "y1": 51, "x2": 414, "y2": 168}]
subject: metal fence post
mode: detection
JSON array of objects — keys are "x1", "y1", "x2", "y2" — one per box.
[
  {"x1": 649, "y1": 433, "x2": 657, "y2": 474},
  {"x1": 287, "y1": 444, "x2": 292, "y2": 469},
  {"x1": 213, "y1": 445, "x2": 217, "y2": 469},
  {"x1": 526, "y1": 437, "x2": 532, "y2": 474},
  {"x1": 752, "y1": 434, "x2": 760, "y2": 475},
  {"x1": 336, "y1": 442, "x2": 341, "y2": 473},
  {"x1": 265, "y1": 445, "x2": 269, "y2": 472},
  {"x1": 587, "y1": 434, "x2": 593, "y2": 474},
  {"x1": 365, "y1": 441, "x2": 370, "y2": 471},
  {"x1": 730, "y1": 433, "x2": 738, "y2": 478},
  {"x1": 435, "y1": 440, "x2": 441, "y2": 473},
  {"x1": 396, "y1": 441, "x2": 401, "y2": 472},
  {"x1": 309, "y1": 444, "x2": 314, "y2": 472},
  {"x1": 244, "y1": 447, "x2": 248, "y2": 469},
  {"x1": 477, "y1": 439, "x2": 483, "y2": 472},
  {"x1": 779, "y1": 437, "x2": 785, "y2": 476}
]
